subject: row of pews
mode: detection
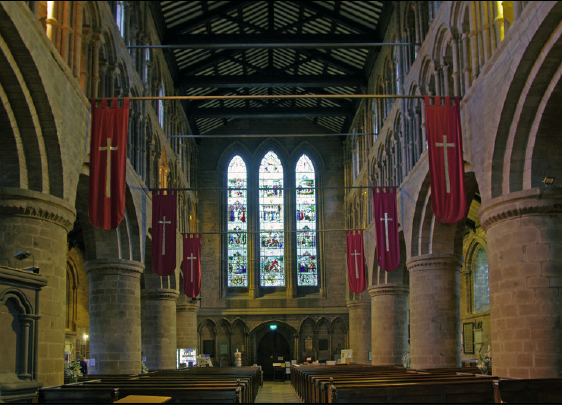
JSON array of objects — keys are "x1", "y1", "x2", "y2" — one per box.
[
  {"x1": 38, "y1": 366, "x2": 262, "y2": 403},
  {"x1": 290, "y1": 364, "x2": 562, "y2": 403}
]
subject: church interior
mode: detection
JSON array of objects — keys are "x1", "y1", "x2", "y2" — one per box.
[{"x1": 0, "y1": 0, "x2": 561, "y2": 403}]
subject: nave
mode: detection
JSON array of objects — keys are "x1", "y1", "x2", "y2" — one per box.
[{"x1": 254, "y1": 381, "x2": 302, "y2": 404}]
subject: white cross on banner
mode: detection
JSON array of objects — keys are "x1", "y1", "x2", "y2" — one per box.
[
  {"x1": 379, "y1": 212, "x2": 393, "y2": 252},
  {"x1": 98, "y1": 138, "x2": 118, "y2": 198},
  {"x1": 158, "y1": 216, "x2": 171, "y2": 255},
  {"x1": 435, "y1": 135, "x2": 455, "y2": 194},
  {"x1": 186, "y1": 253, "x2": 197, "y2": 282},
  {"x1": 351, "y1": 250, "x2": 361, "y2": 278}
]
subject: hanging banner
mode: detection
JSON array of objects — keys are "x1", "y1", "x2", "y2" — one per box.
[
  {"x1": 346, "y1": 229, "x2": 366, "y2": 293},
  {"x1": 88, "y1": 98, "x2": 130, "y2": 230},
  {"x1": 183, "y1": 233, "x2": 201, "y2": 298},
  {"x1": 424, "y1": 96, "x2": 468, "y2": 224},
  {"x1": 373, "y1": 187, "x2": 400, "y2": 272},
  {"x1": 152, "y1": 190, "x2": 177, "y2": 276}
]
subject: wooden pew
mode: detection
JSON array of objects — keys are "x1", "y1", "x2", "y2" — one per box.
[
  {"x1": 498, "y1": 378, "x2": 562, "y2": 403},
  {"x1": 315, "y1": 374, "x2": 494, "y2": 403},
  {"x1": 38, "y1": 386, "x2": 119, "y2": 403},
  {"x1": 328, "y1": 379, "x2": 497, "y2": 403}
]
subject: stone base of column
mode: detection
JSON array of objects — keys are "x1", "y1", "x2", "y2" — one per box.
[
  {"x1": 86, "y1": 259, "x2": 144, "y2": 375},
  {"x1": 369, "y1": 284, "x2": 409, "y2": 365}
]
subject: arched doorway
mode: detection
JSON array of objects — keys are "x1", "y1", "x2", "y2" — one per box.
[{"x1": 257, "y1": 331, "x2": 290, "y2": 381}]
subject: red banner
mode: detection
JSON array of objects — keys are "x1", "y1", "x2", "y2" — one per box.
[
  {"x1": 88, "y1": 98, "x2": 130, "y2": 230},
  {"x1": 152, "y1": 190, "x2": 177, "y2": 276},
  {"x1": 183, "y1": 234, "x2": 201, "y2": 298},
  {"x1": 373, "y1": 187, "x2": 400, "y2": 272},
  {"x1": 424, "y1": 96, "x2": 468, "y2": 224},
  {"x1": 346, "y1": 230, "x2": 366, "y2": 293}
]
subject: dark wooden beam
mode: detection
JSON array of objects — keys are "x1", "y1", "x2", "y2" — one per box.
[
  {"x1": 165, "y1": 34, "x2": 398, "y2": 49},
  {"x1": 190, "y1": 106, "x2": 353, "y2": 119},
  {"x1": 179, "y1": 74, "x2": 363, "y2": 89}
]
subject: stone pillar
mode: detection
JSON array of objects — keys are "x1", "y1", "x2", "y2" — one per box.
[
  {"x1": 369, "y1": 285, "x2": 409, "y2": 365},
  {"x1": 479, "y1": 188, "x2": 562, "y2": 378},
  {"x1": 176, "y1": 301, "x2": 199, "y2": 351},
  {"x1": 0, "y1": 188, "x2": 76, "y2": 386},
  {"x1": 86, "y1": 259, "x2": 144, "y2": 375},
  {"x1": 346, "y1": 299, "x2": 371, "y2": 364},
  {"x1": 407, "y1": 254, "x2": 462, "y2": 369},
  {"x1": 141, "y1": 290, "x2": 179, "y2": 370}
]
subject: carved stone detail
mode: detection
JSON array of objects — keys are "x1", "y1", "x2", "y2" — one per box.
[
  {"x1": 368, "y1": 284, "x2": 409, "y2": 297},
  {"x1": 0, "y1": 187, "x2": 76, "y2": 232},
  {"x1": 479, "y1": 187, "x2": 562, "y2": 231},
  {"x1": 141, "y1": 289, "x2": 179, "y2": 301},
  {"x1": 85, "y1": 259, "x2": 144, "y2": 278}
]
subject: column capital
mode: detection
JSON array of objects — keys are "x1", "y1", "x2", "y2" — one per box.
[
  {"x1": 346, "y1": 298, "x2": 370, "y2": 309},
  {"x1": 85, "y1": 259, "x2": 144, "y2": 278},
  {"x1": 479, "y1": 187, "x2": 562, "y2": 231},
  {"x1": 0, "y1": 187, "x2": 76, "y2": 232},
  {"x1": 141, "y1": 289, "x2": 179, "y2": 301},
  {"x1": 406, "y1": 253, "x2": 463, "y2": 274},
  {"x1": 176, "y1": 302, "x2": 200, "y2": 313},
  {"x1": 368, "y1": 284, "x2": 409, "y2": 297}
]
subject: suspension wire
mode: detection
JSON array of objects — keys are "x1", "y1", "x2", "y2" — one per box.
[
  {"x1": 153, "y1": 186, "x2": 380, "y2": 191},
  {"x1": 190, "y1": 229, "x2": 354, "y2": 235},
  {"x1": 166, "y1": 132, "x2": 377, "y2": 138},
  {"x1": 93, "y1": 94, "x2": 426, "y2": 101},
  {"x1": 126, "y1": 43, "x2": 421, "y2": 50}
]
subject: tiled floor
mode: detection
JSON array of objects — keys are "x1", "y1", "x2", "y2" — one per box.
[{"x1": 255, "y1": 381, "x2": 303, "y2": 403}]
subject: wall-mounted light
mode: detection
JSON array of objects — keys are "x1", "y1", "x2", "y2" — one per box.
[
  {"x1": 13, "y1": 251, "x2": 39, "y2": 273},
  {"x1": 543, "y1": 177, "x2": 555, "y2": 187},
  {"x1": 83, "y1": 334, "x2": 89, "y2": 341},
  {"x1": 14, "y1": 251, "x2": 31, "y2": 261},
  {"x1": 270, "y1": 324, "x2": 277, "y2": 331}
]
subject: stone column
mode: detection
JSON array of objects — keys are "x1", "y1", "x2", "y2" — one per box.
[
  {"x1": 479, "y1": 188, "x2": 562, "y2": 378},
  {"x1": 141, "y1": 290, "x2": 179, "y2": 370},
  {"x1": 406, "y1": 254, "x2": 462, "y2": 369},
  {"x1": 369, "y1": 284, "x2": 409, "y2": 365},
  {"x1": 346, "y1": 299, "x2": 371, "y2": 364},
  {"x1": 0, "y1": 188, "x2": 76, "y2": 386},
  {"x1": 176, "y1": 301, "x2": 200, "y2": 351},
  {"x1": 85, "y1": 259, "x2": 144, "y2": 375}
]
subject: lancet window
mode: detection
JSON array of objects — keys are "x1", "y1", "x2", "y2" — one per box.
[
  {"x1": 296, "y1": 155, "x2": 317, "y2": 286},
  {"x1": 227, "y1": 156, "x2": 248, "y2": 287},
  {"x1": 259, "y1": 152, "x2": 285, "y2": 287}
]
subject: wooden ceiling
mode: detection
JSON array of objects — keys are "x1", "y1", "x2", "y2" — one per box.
[{"x1": 151, "y1": 1, "x2": 392, "y2": 134}]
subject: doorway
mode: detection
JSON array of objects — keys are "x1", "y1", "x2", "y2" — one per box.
[{"x1": 257, "y1": 331, "x2": 290, "y2": 381}]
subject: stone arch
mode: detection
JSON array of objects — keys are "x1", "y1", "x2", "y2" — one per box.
[
  {"x1": 230, "y1": 318, "x2": 248, "y2": 365},
  {"x1": 329, "y1": 316, "x2": 348, "y2": 360},
  {"x1": 491, "y1": 1, "x2": 562, "y2": 197},
  {"x1": 0, "y1": 5, "x2": 64, "y2": 197},
  {"x1": 252, "y1": 139, "x2": 290, "y2": 174},
  {"x1": 0, "y1": 289, "x2": 33, "y2": 315}
]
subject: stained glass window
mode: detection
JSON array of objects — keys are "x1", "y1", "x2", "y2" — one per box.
[
  {"x1": 227, "y1": 156, "x2": 248, "y2": 287},
  {"x1": 296, "y1": 155, "x2": 317, "y2": 286},
  {"x1": 259, "y1": 152, "x2": 284, "y2": 287}
]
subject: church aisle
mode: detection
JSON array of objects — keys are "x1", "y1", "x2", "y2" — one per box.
[{"x1": 255, "y1": 381, "x2": 303, "y2": 403}]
